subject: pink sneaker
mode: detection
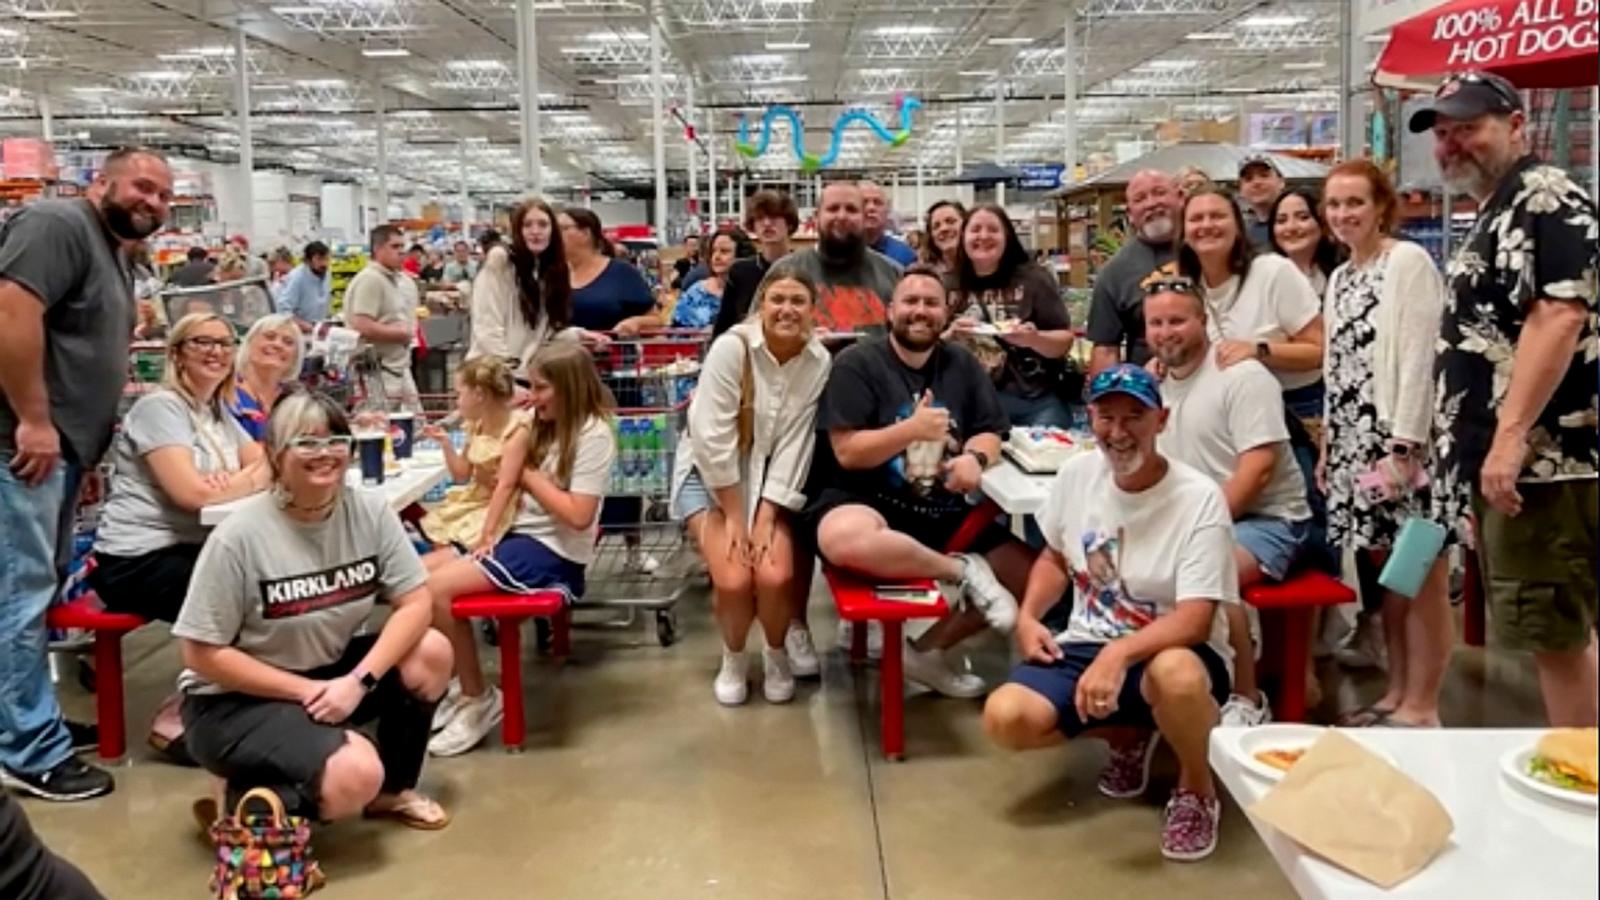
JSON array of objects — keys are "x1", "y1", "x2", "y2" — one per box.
[
  {"x1": 1097, "y1": 731, "x2": 1159, "y2": 798},
  {"x1": 1161, "y1": 789, "x2": 1221, "y2": 861}
]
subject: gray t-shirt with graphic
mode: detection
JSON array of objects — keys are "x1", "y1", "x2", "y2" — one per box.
[
  {"x1": 172, "y1": 490, "x2": 428, "y2": 695},
  {"x1": 94, "y1": 389, "x2": 252, "y2": 557}
]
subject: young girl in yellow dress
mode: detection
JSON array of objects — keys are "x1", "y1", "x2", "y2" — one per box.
[{"x1": 420, "y1": 358, "x2": 531, "y2": 556}]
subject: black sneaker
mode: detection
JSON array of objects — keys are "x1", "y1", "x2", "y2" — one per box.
[
  {"x1": 1, "y1": 757, "x2": 114, "y2": 802},
  {"x1": 66, "y1": 720, "x2": 99, "y2": 753}
]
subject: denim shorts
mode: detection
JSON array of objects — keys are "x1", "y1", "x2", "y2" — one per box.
[
  {"x1": 672, "y1": 467, "x2": 713, "y2": 521},
  {"x1": 1235, "y1": 515, "x2": 1310, "y2": 581}
]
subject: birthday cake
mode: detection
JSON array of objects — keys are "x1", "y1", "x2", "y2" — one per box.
[{"x1": 1004, "y1": 427, "x2": 1094, "y2": 474}]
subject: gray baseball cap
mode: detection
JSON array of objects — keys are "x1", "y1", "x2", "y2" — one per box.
[{"x1": 1408, "y1": 71, "x2": 1524, "y2": 133}]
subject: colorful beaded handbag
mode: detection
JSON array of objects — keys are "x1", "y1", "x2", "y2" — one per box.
[{"x1": 207, "y1": 787, "x2": 326, "y2": 899}]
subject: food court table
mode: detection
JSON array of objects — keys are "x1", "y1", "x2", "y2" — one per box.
[
  {"x1": 201, "y1": 462, "x2": 449, "y2": 526},
  {"x1": 979, "y1": 459, "x2": 1052, "y2": 517},
  {"x1": 1209, "y1": 726, "x2": 1598, "y2": 900}
]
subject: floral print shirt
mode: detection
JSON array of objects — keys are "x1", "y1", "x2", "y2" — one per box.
[{"x1": 1434, "y1": 155, "x2": 1598, "y2": 487}]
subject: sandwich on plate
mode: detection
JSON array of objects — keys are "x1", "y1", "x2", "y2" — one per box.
[{"x1": 1529, "y1": 727, "x2": 1598, "y2": 795}]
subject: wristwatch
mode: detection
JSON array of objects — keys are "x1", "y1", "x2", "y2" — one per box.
[
  {"x1": 967, "y1": 449, "x2": 991, "y2": 469},
  {"x1": 1255, "y1": 341, "x2": 1270, "y2": 361},
  {"x1": 357, "y1": 671, "x2": 379, "y2": 693}
]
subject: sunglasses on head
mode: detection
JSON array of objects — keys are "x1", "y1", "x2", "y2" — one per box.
[
  {"x1": 1438, "y1": 72, "x2": 1521, "y2": 109},
  {"x1": 1089, "y1": 366, "x2": 1149, "y2": 396},
  {"x1": 1142, "y1": 276, "x2": 1199, "y2": 297}
]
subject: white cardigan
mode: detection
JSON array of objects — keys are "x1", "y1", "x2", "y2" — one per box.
[
  {"x1": 465, "y1": 246, "x2": 576, "y2": 370},
  {"x1": 1324, "y1": 240, "x2": 1446, "y2": 445},
  {"x1": 670, "y1": 321, "x2": 831, "y2": 527}
]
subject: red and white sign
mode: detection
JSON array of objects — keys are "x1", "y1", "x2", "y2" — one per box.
[
  {"x1": 1376, "y1": 0, "x2": 1599, "y2": 88},
  {"x1": 1, "y1": 138, "x2": 57, "y2": 180}
]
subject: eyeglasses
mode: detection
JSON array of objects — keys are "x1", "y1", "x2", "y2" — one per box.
[
  {"x1": 184, "y1": 336, "x2": 237, "y2": 353},
  {"x1": 286, "y1": 435, "x2": 355, "y2": 456},
  {"x1": 1142, "y1": 276, "x2": 1200, "y2": 297},
  {"x1": 1438, "y1": 72, "x2": 1521, "y2": 110}
]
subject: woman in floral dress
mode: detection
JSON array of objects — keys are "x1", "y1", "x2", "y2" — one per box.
[{"x1": 1320, "y1": 160, "x2": 1454, "y2": 728}]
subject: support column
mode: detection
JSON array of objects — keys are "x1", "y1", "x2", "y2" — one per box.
[
  {"x1": 707, "y1": 127, "x2": 717, "y2": 232},
  {"x1": 235, "y1": 24, "x2": 255, "y2": 240},
  {"x1": 994, "y1": 85, "x2": 1006, "y2": 207},
  {"x1": 650, "y1": 0, "x2": 668, "y2": 237},
  {"x1": 374, "y1": 77, "x2": 388, "y2": 222},
  {"x1": 686, "y1": 78, "x2": 698, "y2": 209},
  {"x1": 1339, "y1": 0, "x2": 1361, "y2": 161},
  {"x1": 914, "y1": 161, "x2": 925, "y2": 221},
  {"x1": 458, "y1": 139, "x2": 470, "y2": 225},
  {"x1": 516, "y1": 0, "x2": 543, "y2": 194},
  {"x1": 738, "y1": 173, "x2": 747, "y2": 221},
  {"x1": 1062, "y1": 6, "x2": 1077, "y2": 185},
  {"x1": 37, "y1": 93, "x2": 52, "y2": 142},
  {"x1": 954, "y1": 105, "x2": 964, "y2": 177}
]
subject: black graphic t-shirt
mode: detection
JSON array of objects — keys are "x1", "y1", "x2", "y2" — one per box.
[
  {"x1": 814, "y1": 335, "x2": 1009, "y2": 517},
  {"x1": 947, "y1": 262, "x2": 1072, "y2": 397},
  {"x1": 1433, "y1": 155, "x2": 1599, "y2": 516},
  {"x1": 173, "y1": 490, "x2": 429, "y2": 694}
]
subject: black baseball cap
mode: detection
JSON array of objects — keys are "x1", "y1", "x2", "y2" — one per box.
[
  {"x1": 1238, "y1": 154, "x2": 1281, "y2": 178},
  {"x1": 1408, "y1": 71, "x2": 1524, "y2": 133}
]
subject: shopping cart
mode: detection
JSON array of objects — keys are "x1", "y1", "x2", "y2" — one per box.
[
  {"x1": 583, "y1": 330, "x2": 711, "y2": 646},
  {"x1": 157, "y1": 276, "x2": 274, "y2": 332}
]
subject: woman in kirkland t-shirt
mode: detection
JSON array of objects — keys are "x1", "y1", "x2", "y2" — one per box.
[
  {"x1": 174, "y1": 392, "x2": 453, "y2": 830},
  {"x1": 91, "y1": 313, "x2": 270, "y2": 762},
  {"x1": 425, "y1": 342, "x2": 617, "y2": 757}
]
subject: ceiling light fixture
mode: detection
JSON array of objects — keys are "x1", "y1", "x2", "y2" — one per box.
[
  {"x1": 1240, "y1": 15, "x2": 1306, "y2": 28},
  {"x1": 1185, "y1": 31, "x2": 1233, "y2": 41},
  {"x1": 362, "y1": 47, "x2": 412, "y2": 58},
  {"x1": 16, "y1": 9, "x2": 78, "y2": 20},
  {"x1": 1282, "y1": 61, "x2": 1325, "y2": 70},
  {"x1": 958, "y1": 70, "x2": 997, "y2": 77},
  {"x1": 447, "y1": 59, "x2": 504, "y2": 71},
  {"x1": 764, "y1": 40, "x2": 810, "y2": 50},
  {"x1": 873, "y1": 25, "x2": 941, "y2": 36},
  {"x1": 986, "y1": 37, "x2": 1032, "y2": 46},
  {"x1": 270, "y1": 5, "x2": 321, "y2": 15}
]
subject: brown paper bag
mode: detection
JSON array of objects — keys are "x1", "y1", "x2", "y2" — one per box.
[{"x1": 1248, "y1": 730, "x2": 1454, "y2": 888}]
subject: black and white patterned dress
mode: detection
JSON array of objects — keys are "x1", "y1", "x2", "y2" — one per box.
[{"x1": 1324, "y1": 251, "x2": 1440, "y2": 550}]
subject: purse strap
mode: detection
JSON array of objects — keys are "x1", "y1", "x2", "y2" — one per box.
[
  {"x1": 233, "y1": 787, "x2": 288, "y2": 827},
  {"x1": 732, "y1": 330, "x2": 756, "y2": 458}
]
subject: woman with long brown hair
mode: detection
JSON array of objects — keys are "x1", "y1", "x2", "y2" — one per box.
[
  {"x1": 424, "y1": 343, "x2": 617, "y2": 756},
  {"x1": 466, "y1": 197, "x2": 576, "y2": 370},
  {"x1": 922, "y1": 199, "x2": 966, "y2": 274}
]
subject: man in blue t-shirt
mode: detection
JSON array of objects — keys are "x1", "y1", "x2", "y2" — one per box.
[{"x1": 861, "y1": 180, "x2": 918, "y2": 266}]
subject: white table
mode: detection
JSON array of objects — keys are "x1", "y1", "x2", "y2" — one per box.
[
  {"x1": 1210, "y1": 727, "x2": 1599, "y2": 899},
  {"x1": 201, "y1": 461, "x2": 448, "y2": 526},
  {"x1": 980, "y1": 459, "x2": 1053, "y2": 516}
]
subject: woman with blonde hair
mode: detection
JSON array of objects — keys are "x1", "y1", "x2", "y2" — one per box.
[
  {"x1": 227, "y1": 313, "x2": 305, "y2": 441},
  {"x1": 90, "y1": 313, "x2": 270, "y2": 761},
  {"x1": 425, "y1": 343, "x2": 617, "y2": 756},
  {"x1": 671, "y1": 264, "x2": 831, "y2": 704}
]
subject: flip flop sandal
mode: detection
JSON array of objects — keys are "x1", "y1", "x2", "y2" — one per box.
[
  {"x1": 1370, "y1": 712, "x2": 1439, "y2": 728},
  {"x1": 149, "y1": 732, "x2": 199, "y2": 767},
  {"x1": 365, "y1": 795, "x2": 451, "y2": 831},
  {"x1": 192, "y1": 797, "x2": 219, "y2": 838},
  {"x1": 1335, "y1": 703, "x2": 1396, "y2": 727}
]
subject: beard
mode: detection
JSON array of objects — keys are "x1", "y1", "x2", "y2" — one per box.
[
  {"x1": 1440, "y1": 149, "x2": 1514, "y2": 200},
  {"x1": 1154, "y1": 339, "x2": 1200, "y2": 371},
  {"x1": 1102, "y1": 444, "x2": 1147, "y2": 477},
  {"x1": 818, "y1": 226, "x2": 865, "y2": 260},
  {"x1": 890, "y1": 316, "x2": 940, "y2": 352},
  {"x1": 100, "y1": 187, "x2": 162, "y2": 240},
  {"x1": 1138, "y1": 213, "x2": 1174, "y2": 244}
]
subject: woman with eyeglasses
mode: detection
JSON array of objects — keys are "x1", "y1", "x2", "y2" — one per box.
[
  {"x1": 1320, "y1": 160, "x2": 1453, "y2": 728},
  {"x1": 228, "y1": 313, "x2": 305, "y2": 442},
  {"x1": 1268, "y1": 188, "x2": 1344, "y2": 297},
  {"x1": 175, "y1": 391, "x2": 452, "y2": 829},
  {"x1": 90, "y1": 313, "x2": 271, "y2": 762},
  {"x1": 947, "y1": 203, "x2": 1076, "y2": 428}
]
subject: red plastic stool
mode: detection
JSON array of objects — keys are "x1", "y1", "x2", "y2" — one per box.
[
  {"x1": 1245, "y1": 571, "x2": 1355, "y2": 722},
  {"x1": 448, "y1": 590, "x2": 569, "y2": 751},
  {"x1": 46, "y1": 594, "x2": 148, "y2": 760}
]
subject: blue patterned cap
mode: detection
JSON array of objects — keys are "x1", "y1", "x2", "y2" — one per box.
[{"x1": 1088, "y1": 363, "x2": 1162, "y2": 410}]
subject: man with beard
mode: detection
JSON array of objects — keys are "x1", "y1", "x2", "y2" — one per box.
[
  {"x1": 274, "y1": 240, "x2": 333, "y2": 333},
  {"x1": 860, "y1": 180, "x2": 918, "y2": 266},
  {"x1": 1087, "y1": 170, "x2": 1182, "y2": 374},
  {"x1": 1414, "y1": 71, "x2": 1599, "y2": 727},
  {"x1": 811, "y1": 266, "x2": 1032, "y2": 697},
  {"x1": 777, "y1": 181, "x2": 902, "y2": 334},
  {"x1": 983, "y1": 361, "x2": 1238, "y2": 862},
  {"x1": 0, "y1": 146, "x2": 173, "y2": 801},
  {"x1": 1237, "y1": 155, "x2": 1286, "y2": 248},
  {"x1": 1143, "y1": 280, "x2": 1311, "y2": 728}
]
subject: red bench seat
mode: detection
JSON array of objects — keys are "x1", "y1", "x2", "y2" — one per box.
[
  {"x1": 449, "y1": 590, "x2": 569, "y2": 751},
  {"x1": 46, "y1": 594, "x2": 148, "y2": 760},
  {"x1": 1244, "y1": 570, "x2": 1354, "y2": 722}
]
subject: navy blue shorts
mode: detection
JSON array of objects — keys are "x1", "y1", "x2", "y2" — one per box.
[
  {"x1": 1006, "y1": 642, "x2": 1231, "y2": 738},
  {"x1": 472, "y1": 533, "x2": 586, "y2": 600}
]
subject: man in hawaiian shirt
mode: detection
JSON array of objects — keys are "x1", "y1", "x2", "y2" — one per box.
[{"x1": 1412, "y1": 71, "x2": 1599, "y2": 727}]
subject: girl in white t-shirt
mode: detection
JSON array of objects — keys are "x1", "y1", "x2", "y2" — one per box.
[{"x1": 423, "y1": 342, "x2": 617, "y2": 757}]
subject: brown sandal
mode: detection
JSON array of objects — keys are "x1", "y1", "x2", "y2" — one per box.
[{"x1": 364, "y1": 793, "x2": 451, "y2": 831}]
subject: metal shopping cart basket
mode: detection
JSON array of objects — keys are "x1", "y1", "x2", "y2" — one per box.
[
  {"x1": 157, "y1": 276, "x2": 274, "y2": 332},
  {"x1": 582, "y1": 330, "x2": 711, "y2": 646}
]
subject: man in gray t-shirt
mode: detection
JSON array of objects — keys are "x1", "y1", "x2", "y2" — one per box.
[
  {"x1": 1086, "y1": 170, "x2": 1181, "y2": 374},
  {"x1": 0, "y1": 147, "x2": 172, "y2": 801},
  {"x1": 777, "y1": 182, "x2": 902, "y2": 335}
]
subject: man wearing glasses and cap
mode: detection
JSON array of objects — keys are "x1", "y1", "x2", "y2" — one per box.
[
  {"x1": 1416, "y1": 71, "x2": 1599, "y2": 727},
  {"x1": 1237, "y1": 155, "x2": 1286, "y2": 249},
  {"x1": 983, "y1": 363, "x2": 1240, "y2": 862}
]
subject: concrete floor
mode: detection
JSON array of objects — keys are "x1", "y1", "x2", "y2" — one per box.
[{"x1": 23, "y1": 583, "x2": 1547, "y2": 900}]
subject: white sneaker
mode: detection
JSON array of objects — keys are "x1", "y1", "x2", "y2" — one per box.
[
  {"x1": 762, "y1": 647, "x2": 796, "y2": 704},
  {"x1": 956, "y1": 553, "x2": 1018, "y2": 633},
  {"x1": 623, "y1": 548, "x2": 661, "y2": 574},
  {"x1": 903, "y1": 641, "x2": 986, "y2": 699},
  {"x1": 785, "y1": 622, "x2": 820, "y2": 678},
  {"x1": 430, "y1": 678, "x2": 464, "y2": 733},
  {"x1": 714, "y1": 649, "x2": 749, "y2": 706},
  {"x1": 428, "y1": 687, "x2": 504, "y2": 757},
  {"x1": 1219, "y1": 692, "x2": 1272, "y2": 727},
  {"x1": 836, "y1": 621, "x2": 884, "y2": 661}
]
